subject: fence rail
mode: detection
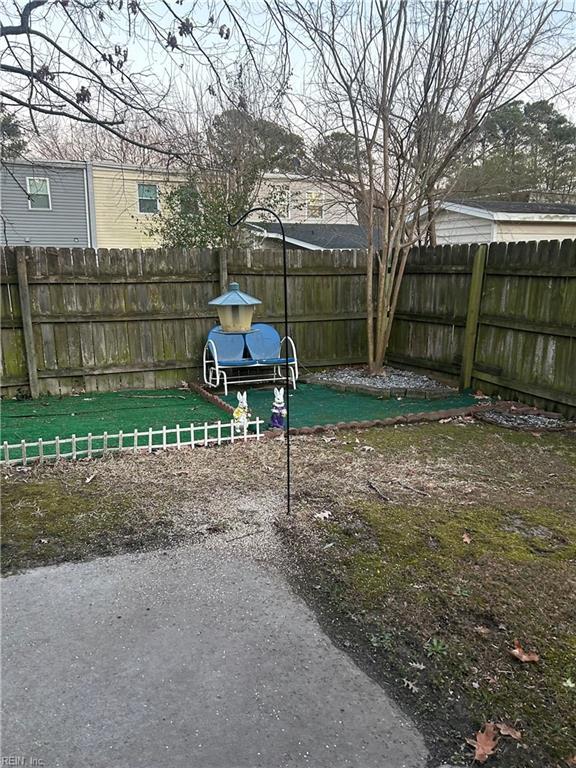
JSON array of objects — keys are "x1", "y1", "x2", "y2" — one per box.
[{"x1": 1, "y1": 417, "x2": 263, "y2": 466}]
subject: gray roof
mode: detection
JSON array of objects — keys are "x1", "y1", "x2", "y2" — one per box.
[
  {"x1": 450, "y1": 200, "x2": 576, "y2": 215},
  {"x1": 249, "y1": 222, "x2": 372, "y2": 250}
]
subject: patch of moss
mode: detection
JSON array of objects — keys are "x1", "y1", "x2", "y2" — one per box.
[
  {"x1": 320, "y1": 496, "x2": 576, "y2": 764},
  {"x1": 1, "y1": 478, "x2": 176, "y2": 574},
  {"x1": 362, "y1": 500, "x2": 575, "y2": 564}
]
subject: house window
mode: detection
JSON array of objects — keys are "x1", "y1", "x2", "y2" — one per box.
[
  {"x1": 27, "y1": 177, "x2": 51, "y2": 210},
  {"x1": 271, "y1": 185, "x2": 290, "y2": 219},
  {"x1": 138, "y1": 183, "x2": 159, "y2": 213},
  {"x1": 306, "y1": 190, "x2": 324, "y2": 219}
]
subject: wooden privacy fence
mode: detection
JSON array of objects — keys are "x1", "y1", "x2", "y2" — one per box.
[
  {"x1": 1, "y1": 240, "x2": 575, "y2": 417},
  {"x1": 0, "y1": 246, "x2": 367, "y2": 397},
  {"x1": 387, "y1": 238, "x2": 576, "y2": 417}
]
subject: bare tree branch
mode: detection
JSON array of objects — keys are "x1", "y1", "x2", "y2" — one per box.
[
  {"x1": 1, "y1": 0, "x2": 289, "y2": 156},
  {"x1": 0, "y1": 0, "x2": 47, "y2": 36}
]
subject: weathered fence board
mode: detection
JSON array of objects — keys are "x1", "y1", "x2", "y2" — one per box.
[{"x1": 1, "y1": 241, "x2": 574, "y2": 417}]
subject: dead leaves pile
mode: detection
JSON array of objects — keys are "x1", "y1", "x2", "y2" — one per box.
[{"x1": 467, "y1": 722, "x2": 522, "y2": 763}]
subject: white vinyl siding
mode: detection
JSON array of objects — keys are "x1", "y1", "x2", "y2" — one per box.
[
  {"x1": 137, "y1": 183, "x2": 159, "y2": 214},
  {"x1": 434, "y1": 210, "x2": 493, "y2": 244},
  {"x1": 494, "y1": 221, "x2": 576, "y2": 242},
  {"x1": 256, "y1": 176, "x2": 356, "y2": 225},
  {"x1": 27, "y1": 177, "x2": 51, "y2": 210},
  {"x1": 270, "y1": 185, "x2": 290, "y2": 219},
  {"x1": 435, "y1": 210, "x2": 576, "y2": 244}
]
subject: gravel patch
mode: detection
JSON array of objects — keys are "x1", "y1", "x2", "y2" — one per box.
[
  {"x1": 477, "y1": 409, "x2": 574, "y2": 431},
  {"x1": 308, "y1": 366, "x2": 456, "y2": 393}
]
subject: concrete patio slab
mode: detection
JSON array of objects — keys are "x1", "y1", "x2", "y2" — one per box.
[{"x1": 2, "y1": 546, "x2": 428, "y2": 768}]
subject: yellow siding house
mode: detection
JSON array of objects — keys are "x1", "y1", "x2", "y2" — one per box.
[
  {"x1": 92, "y1": 164, "x2": 185, "y2": 248},
  {"x1": 90, "y1": 165, "x2": 359, "y2": 249}
]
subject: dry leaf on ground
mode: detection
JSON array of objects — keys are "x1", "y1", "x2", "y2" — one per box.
[
  {"x1": 463, "y1": 532, "x2": 472, "y2": 544},
  {"x1": 510, "y1": 639, "x2": 540, "y2": 663},
  {"x1": 495, "y1": 722, "x2": 522, "y2": 741},
  {"x1": 466, "y1": 722, "x2": 500, "y2": 763},
  {"x1": 565, "y1": 757, "x2": 576, "y2": 766},
  {"x1": 474, "y1": 625, "x2": 491, "y2": 636}
]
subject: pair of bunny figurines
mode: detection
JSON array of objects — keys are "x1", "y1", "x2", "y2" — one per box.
[{"x1": 232, "y1": 388, "x2": 286, "y2": 432}]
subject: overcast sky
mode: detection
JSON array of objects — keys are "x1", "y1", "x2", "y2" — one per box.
[{"x1": 2, "y1": 0, "x2": 576, "y2": 132}]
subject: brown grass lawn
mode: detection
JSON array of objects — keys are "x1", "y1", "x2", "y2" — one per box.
[{"x1": 2, "y1": 419, "x2": 575, "y2": 766}]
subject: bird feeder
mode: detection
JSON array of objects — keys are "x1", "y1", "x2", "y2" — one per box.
[{"x1": 208, "y1": 282, "x2": 262, "y2": 333}]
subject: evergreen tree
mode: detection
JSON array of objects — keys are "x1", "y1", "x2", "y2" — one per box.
[
  {"x1": 454, "y1": 101, "x2": 576, "y2": 198},
  {"x1": 0, "y1": 108, "x2": 27, "y2": 159}
]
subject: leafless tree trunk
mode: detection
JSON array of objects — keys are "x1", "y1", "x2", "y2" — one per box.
[{"x1": 278, "y1": 0, "x2": 575, "y2": 372}]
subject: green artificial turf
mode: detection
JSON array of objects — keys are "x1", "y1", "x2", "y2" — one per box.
[
  {"x1": 1, "y1": 383, "x2": 481, "y2": 463},
  {"x1": 223, "y1": 383, "x2": 480, "y2": 429},
  {"x1": 0, "y1": 389, "x2": 229, "y2": 460}
]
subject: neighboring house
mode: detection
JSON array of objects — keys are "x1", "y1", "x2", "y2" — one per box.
[
  {"x1": 431, "y1": 200, "x2": 576, "y2": 244},
  {"x1": 0, "y1": 159, "x2": 96, "y2": 247},
  {"x1": 258, "y1": 173, "x2": 357, "y2": 225},
  {"x1": 6, "y1": 161, "x2": 575, "y2": 250},
  {"x1": 91, "y1": 168, "x2": 357, "y2": 249},
  {"x1": 1, "y1": 159, "x2": 359, "y2": 249}
]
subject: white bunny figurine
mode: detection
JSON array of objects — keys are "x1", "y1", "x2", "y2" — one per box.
[
  {"x1": 232, "y1": 391, "x2": 251, "y2": 433},
  {"x1": 270, "y1": 387, "x2": 287, "y2": 429}
]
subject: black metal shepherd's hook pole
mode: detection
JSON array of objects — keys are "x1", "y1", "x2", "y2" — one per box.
[{"x1": 227, "y1": 208, "x2": 291, "y2": 515}]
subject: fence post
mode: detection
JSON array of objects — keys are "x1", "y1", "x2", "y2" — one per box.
[
  {"x1": 460, "y1": 244, "x2": 487, "y2": 390},
  {"x1": 218, "y1": 249, "x2": 228, "y2": 292},
  {"x1": 16, "y1": 247, "x2": 40, "y2": 399}
]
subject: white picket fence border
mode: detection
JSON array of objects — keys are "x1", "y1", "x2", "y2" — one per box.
[{"x1": 1, "y1": 418, "x2": 264, "y2": 467}]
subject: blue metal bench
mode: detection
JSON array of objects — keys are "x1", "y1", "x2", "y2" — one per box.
[{"x1": 202, "y1": 323, "x2": 298, "y2": 395}]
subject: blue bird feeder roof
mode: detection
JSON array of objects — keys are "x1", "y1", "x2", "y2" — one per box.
[{"x1": 208, "y1": 282, "x2": 262, "y2": 307}]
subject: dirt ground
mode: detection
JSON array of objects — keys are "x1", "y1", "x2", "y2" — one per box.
[{"x1": 2, "y1": 419, "x2": 575, "y2": 767}]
